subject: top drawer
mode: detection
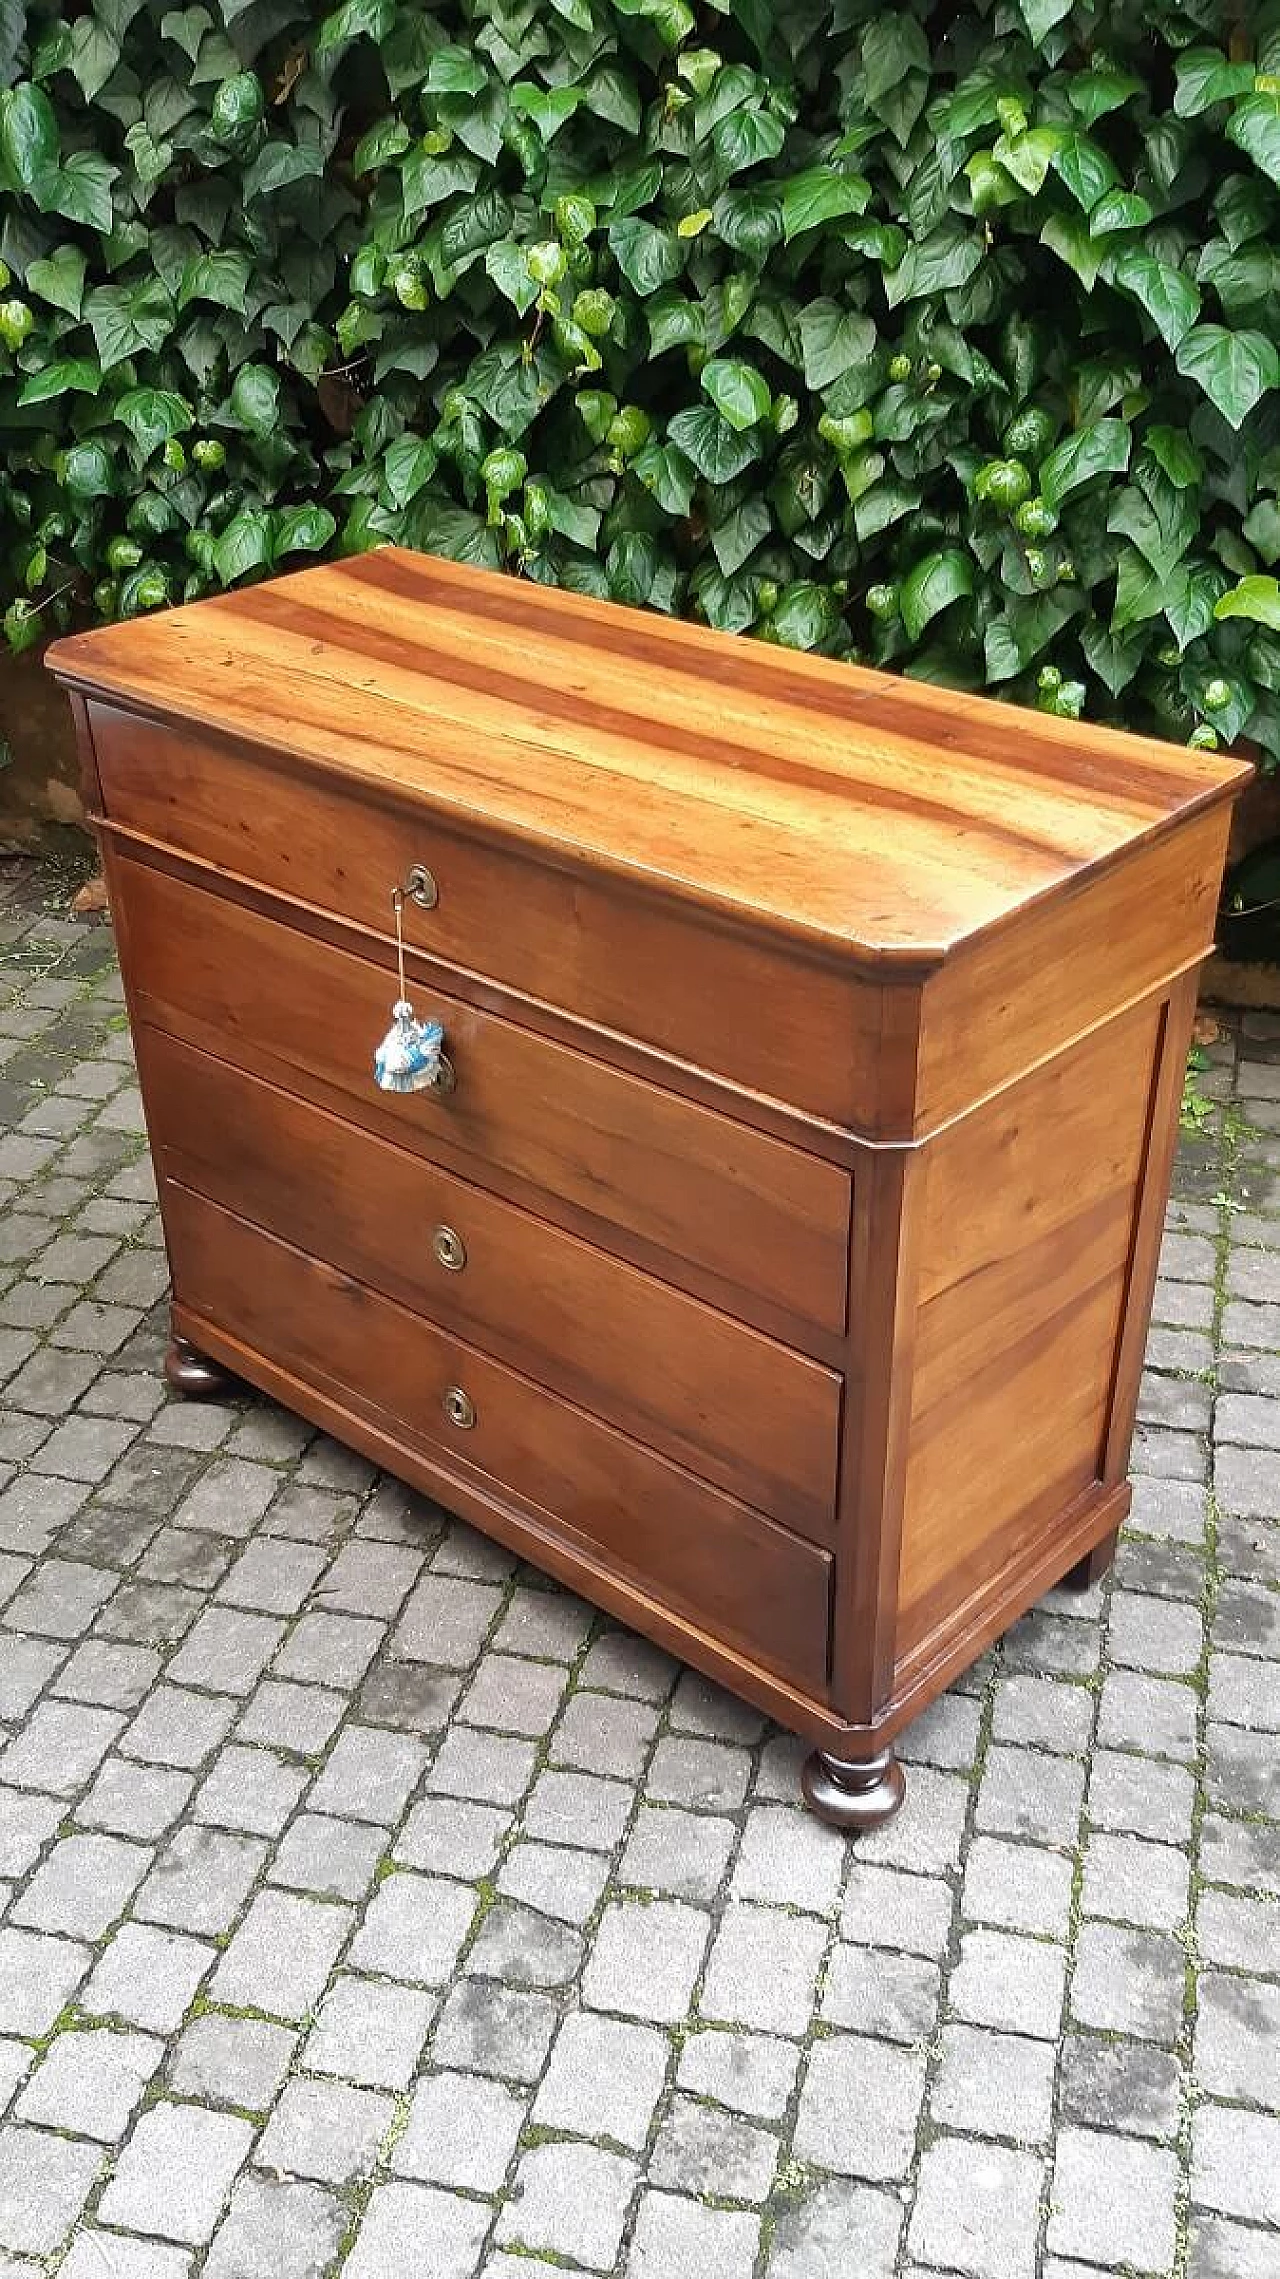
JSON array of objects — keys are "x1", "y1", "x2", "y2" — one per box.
[{"x1": 88, "y1": 703, "x2": 895, "y2": 1132}]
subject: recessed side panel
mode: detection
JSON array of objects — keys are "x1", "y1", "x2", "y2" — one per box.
[{"x1": 894, "y1": 995, "x2": 1164, "y2": 1681}]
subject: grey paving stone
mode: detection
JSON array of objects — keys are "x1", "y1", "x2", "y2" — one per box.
[
  {"x1": 314, "y1": 1538, "x2": 422, "y2": 1617},
  {"x1": 1213, "y1": 1442, "x2": 1280, "y2": 1519},
  {"x1": 1188, "y1": 2210, "x2": 1280, "y2": 2279},
  {"x1": 931, "y1": 2023, "x2": 1056, "y2": 2146},
  {"x1": 392, "y1": 2068, "x2": 525, "y2": 2191},
  {"x1": 620, "y1": 1803, "x2": 735, "y2": 1903},
  {"x1": 908, "y1": 2133, "x2": 1044, "y2": 2279},
  {"x1": 949, "y1": 1927, "x2": 1066, "y2": 2040},
  {"x1": 168, "y1": 1608, "x2": 287, "y2": 1695},
  {"x1": 211, "y1": 1890, "x2": 353, "y2": 2019},
  {"x1": 0, "y1": 1926, "x2": 90, "y2": 2035},
  {"x1": 497, "y1": 2139, "x2": 637, "y2": 2266},
  {"x1": 257, "y1": 2076, "x2": 394, "y2": 2184},
  {"x1": 1070, "y1": 1923, "x2": 1187, "y2": 2044},
  {"x1": 1200, "y1": 1815, "x2": 1280, "y2": 1900},
  {"x1": 169, "y1": 2013, "x2": 297, "y2": 2110},
  {"x1": 651, "y1": 2093, "x2": 777, "y2": 2202},
  {"x1": 80, "y1": 1921, "x2": 214, "y2": 2032},
  {"x1": 54, "y1": 1638, "x2": 161, "y2": 1709},
  {"x1": 173, "y1": 1459, "x2": 280, "y2": 1539},
  {"x1": 533, "y1": 2011, "x2": 670, "y2": 2148},
  {"x1": 76, "y1": 1757, "x2": 195, "y2": 1840},
  {"x1": 765, "y1": 2177, "x2": 901, "y2": 2279},
  {"x1": 0, "y1": 2044, "x2": 29, "y2": 2119},
  {"x1": 1196, "y1": 1886, "x2": 1280, "y2": 1971},
  {"x1": 1059, "y1": 2031, "x2": 1182, "y2": 2142},
  {"x1": 307, "y1": 1724, "x2": 428, "y2": 1823},
  {"x1": 98, "y1": 2102, "x2": 255, "y2": 2244},
  {"x1": 0, "y1": 1697, "x2": 123, "y2": 1793},
  {"x1": 193, "y1": 1743, "x2": 309, "y2": 1837},
  {"x1": 58, "y1": 2235, "x2": 192, "y2": 2279},
  {"x1": 15, "y1": 2025, "x2": 162, "y2": 2140},
  {"x1": 467, "y1": 1897, "x2": 582, "y2": 1988},
  {"x1": 1048, "y1": 2126, "x2": 1179, "y2": 2273},
  {"x1": 898, "y1": 1688, "x2": 983, "y2": 1768},
  {"x1": 854, "y1": 1764, "x2": 970, "y2": 1876},
  {"x1": 3, "y1": 1555, "x2": 116, "y2": 1635},
  {"x1": 261, "y1": 1483, "x2": 356, "y2": 1545},
  {"x1": 302, "y1": 1974, "x2": 436, "y2": 2090},
  {"x1": 962, "y1": 1835, "x2": 1074, "y2": 1938},
  {"x1": 1098, "y1": 1667, "x2": 1200, "y2": 1760},
  {"x1": 121, "y1": 1686, "x2": 239, "y2": 1768},
  {"x1": 1191, "y1": 2103, "x2": 1280, "y2": 2224},
  {"x1": 1087, "y1": 1748, "x2": 1196, "y2": 1843},
  {"x1": 1205, "y1": 1720, "x2": 1280, "y2": 1817},
  {"x1": 820, "y1": 1943, "x2": 939, "y2": 2044},
  {"x1": 135, "y1": 1824, "x2": 268, "y2": 1935},
  {"x1": 0, "y1": 1785, "x2": 62, "y2": 1876},
  {"x1": 841, "y1": 1860, "x2": 954, "y2": 1957},
  {"x1": 273, "y1": 1611, "x2": 384, "y2": 1688},
  {"x1": 430, "y1": 1976, "x2": 557, "y2": 2083},
  {"x1": 357, "y1": 1658, "x2": 462, "y2": 1734},
  {"x1": 647, "y1": 1734, "x2": 751, "y2": 1813},
  {"x1": 346, "y1": 1871, "x2": 474, "y2": 1986},
  {"x1": 730, "y1": 1804, "x2": 844, "y2": 1914},
  {"x1": 550, "y1": 1687, "x2": 662, "y2": 1780},
  {"x1": 585, "y1": 1896, "x2": 710, "y2": 2023},
  {"x1": 0, "y1": 2125, "x2": 103, "y2": 2256},
  {"x1": 0, "y1": 1635, "x2": 63, "y2": 1719},
  {"x1": 397, "y1": 1797, "x2": 510, "y2": 1883},
  {"x1": 236, "y1": 1679, "x2": 347, "y2": 1756},
  {"x1": 345, "y1": 2181, "x2": 490, "y2": 2279},
  {"x1": 698, "y1": 1900, "x2": 827, "y2": 2036},
  {"x1": 215, "y1": 1537, "x2": 328, "y2": 1616},
  {"x1": 973, "y1": 1744, "x2": 1086, "y2": 1845},
  {"x1": 578, "y1": 1628, "x2": 679, "y2": 1700},
  {"x1": 424, "y1": 1727, "x2": 538, "y2": 1809},
  {"x1": 990, "y1": 1674, "x2": 1094, "y2": 1755},
  {"x1": 628, "y1": 2189, "x2": 759, "y2": 2278},
  {"x1": 1213, "y1": 1574, "x2": 1280, "y2": 1655},
  {"x1": 269, "y1": 1811, "x2": 387, "y2": 1901},
  {"x1": 793, "y1": 2033, "x2": 926, "y2": 2181},
  {"x1": 460, "y1": 1652, "x2": 569, "y2": 1737},
  {"x1": 493, "y1": 1582, "x2": 594, "y2": 1662},
  {"x1": 204, "y1": 2175, "x2": 346, "y2": 2279},
  {"x1": 1208, "y1": 1648, "x2": 1280, "y2": 1730},
  {"x1": 1194, "y1": 1972, "x2": 1280, "y2": 2106},
  {"x1": 677, "y1": 2027, "x2": 799, "y2": 2121},
  {"x1": 1081, "y1": 1830, "x2": 1191, "y2": 1931},
  {"x1": 1128, "y1": 1473, "x2": 1209, "y2": 1542},
  {"x1": 522, "y1": 1766, "x2": 633, "y2": 1847},
  {"x1": 391, "y1": 1572, "x2": 502, "y2": 1665}
]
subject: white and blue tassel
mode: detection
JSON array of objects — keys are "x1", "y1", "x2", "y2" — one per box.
[{"x1": 374, "y1": 887, "x2": 444, "y2": 1094}]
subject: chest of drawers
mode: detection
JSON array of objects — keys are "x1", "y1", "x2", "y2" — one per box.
[{"x1": 48, "y1": 550, "x2": 1247, "y2": 1827}]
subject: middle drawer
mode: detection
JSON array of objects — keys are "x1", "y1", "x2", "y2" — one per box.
[{"x1": 140, "y1": 1027, "x2": 842, "y2": 1544}]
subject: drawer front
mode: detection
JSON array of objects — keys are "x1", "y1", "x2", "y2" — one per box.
[
  {"x1": 112, "y1": 852, "x2": 852, "y2": 1338},
  {"x1": 90, "y1": 703, "x2": 890, "y2": 1130},
  {"x1": 165, "y1": 1182, "x2": 833, "y2": 1693},
  {"x1": 142, "y1": 1028, "x2": 841, "y2": 1539}
]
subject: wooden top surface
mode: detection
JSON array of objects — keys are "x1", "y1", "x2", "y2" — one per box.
[{"x1": 48, "y1": 547, "x2": 1249, "y2": 968}]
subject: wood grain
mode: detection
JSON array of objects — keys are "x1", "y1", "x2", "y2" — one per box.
[
  {"x1": 164, "y1": 1179, "x2": 834, "y2": 1694},
  {"x1": 109, "y1": 849, "x2": 852, "y2": 1335},
  {"x1": 141, "y1": 1025, "x2": 843, "y2": 1540},
  {"x1": 49, "y1": 547, "x2": 1249, "y2": 968}
]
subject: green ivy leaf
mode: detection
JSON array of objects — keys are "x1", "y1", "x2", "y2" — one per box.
[
  {"x1": 781, "y1": 169, "x2": 871, "y2": 242},
  {"x1": 770, "y1": 580, "x2": 839, "y2": 650},
  {"x1": 1174, "y1": 49, "x2": 1256, "y2": 118},
  {"x1": 84, "y1": 277, "x2": 175, "y2": 369},
  {"x1": 179, "y1": 250, "x2": 253, "y2": 312},
  {"x1": 242, "y1": 141, "x2": 325, "y2": 202},
  {"x1": 633, "y1": 437, "x2": 696, "y2": 516},
  {"x1": 1175, "y1": 324, "x2": 1280, "y2": 428},
  {"x1": 798, "y1": 299, "x2": 875, "y2": 391},
  {"x1": 229, "y1": 362, "x2": 281, "y2": 437},
  {"x1": 39, "y1": 151, "x2": 119, "y2": 233},
  {"x1": 16, "y1": 358, "x2": 101, "y2": 405},
  {"x1": 114, "y1": 387, "x2": 192, "y2": 453},
  {"x1": 700, "y1": 356, "x2": 770, "y2": 432},
  {"x1": 712, "y1": 107, "x2": 785, "y2": 176},
  {"x1": 213, "y1": 507, "x2": 272, "y2": 585},
  {"x1": 1039, "y1": 419, "x2": 1132, "y2": 510},
  {"x1": 609, "y1": 217, "x2": 683, "y2": 296},
  {"x1": 1019, "y1": 0, "x2": 1072, "y2": 40},
  {"x1": 1227, "y1": 92, "x2": 1280, "y2": 187},
  {"x1": 667, "y1": 403, "x2": 761, "y2": 482},
  {"x1": 25, "y1": 244, "x2": 87, "y2": 318},
  {"x1": 1216, "y1": 575, "x2": 1280, "y2": 631},
  {"x1": 1110, "y1": 248, "x2": 1201, "y2": 352},
  {"x1": 1050, "y1": 134, "x2": 1121, "y2": 214},
  {"x1": 427, "y1": 45, "x2": 487, "y2": 95},
  {"x1": 274, "y1": 503, "x2": 338, "y2": 556},
  {"x1": 900, "y1": 548, "x2": 973, "y2": 643},
  {"x1": 0, "y1": 82, "x2": 59, "y2": 190}
]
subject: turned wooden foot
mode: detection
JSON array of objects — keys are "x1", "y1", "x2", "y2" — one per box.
[
  {"x1": 1061, "y1": 1525, "x2": 1120, "y2": 1592},
  {"x1": 164, "y1": 1335, "x2": 237, "y2": 1400},
  {"x1": 801, "y1": 1745, "x2": 905, "y2": 1832}
]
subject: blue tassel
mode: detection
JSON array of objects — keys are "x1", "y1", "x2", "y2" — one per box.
[{"x1": 374, "y1": 1001, "x2": 445, "y2": 1093}]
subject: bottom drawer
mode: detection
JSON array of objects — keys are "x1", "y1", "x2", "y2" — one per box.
[{"x1": 164, "y1": 1183, "x2": 833, "y2": 1694}]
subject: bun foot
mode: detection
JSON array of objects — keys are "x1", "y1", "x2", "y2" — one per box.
[
  {"x1": 801, "y1": 1745, "x2": 905, "y2": 1832},
  {"x1": 165, "y1": 1335, "x2": 237, "y2": 1401},
  {"x1": 1061, "y1": 1525, "x2": 1120, "y2": 1592}
]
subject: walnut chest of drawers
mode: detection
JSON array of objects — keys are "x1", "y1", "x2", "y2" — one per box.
[{"x1": 48, "y1": 550, "x2": 1248, "y2": 1826}]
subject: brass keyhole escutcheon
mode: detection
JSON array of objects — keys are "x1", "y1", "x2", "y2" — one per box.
[
  {"x1": 443, "y1": 1385, "x2": 476, "y2": 1431},
  {"x1": 433, "y1": 1225, "x2": 467, "y2": 1272},
  {"x1": 405, "y1": 863, "x2": 438, "y2": 910}
]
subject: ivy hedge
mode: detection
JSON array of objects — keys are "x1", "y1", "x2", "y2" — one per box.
[{"x1": 2, "y1": 0, "x2": 1280, "y2": 756}]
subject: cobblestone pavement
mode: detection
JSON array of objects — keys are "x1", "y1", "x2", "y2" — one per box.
[{"x1": 0, "y1": 854, "x2": 1276, "y2": 2279}]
